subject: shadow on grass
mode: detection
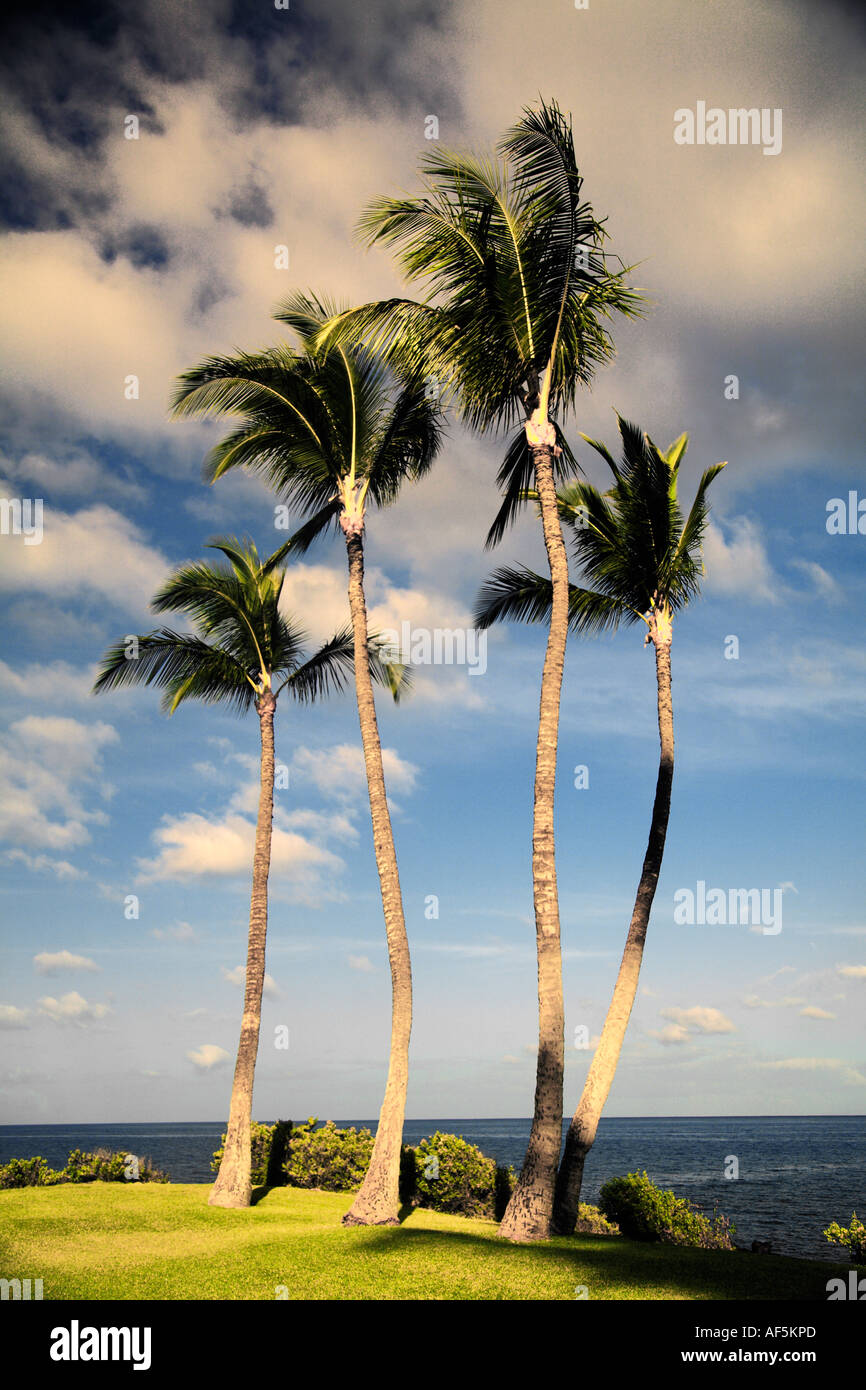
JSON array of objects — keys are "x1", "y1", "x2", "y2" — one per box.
[
  {"x1": 251, "y1": 1186, "x2": 418, "y2": 1224},
  {"x1": 339, "y1": 1222, "x2": 846, "y2": 1301},
  {"x1": 251, "y1": 1186, "x2": 279, "y2": 1207}
]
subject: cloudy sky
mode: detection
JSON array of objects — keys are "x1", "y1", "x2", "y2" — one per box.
[{"x1": 0, "y1": 0, "x2": 864, "y2": 1125}]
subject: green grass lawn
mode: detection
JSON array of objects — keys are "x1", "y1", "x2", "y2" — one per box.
[{"x1": 0, "y1": 1183, "x2": 850, "y2": 1301}]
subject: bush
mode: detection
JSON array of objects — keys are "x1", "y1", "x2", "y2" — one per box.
[
  {"x1": 824, "y1": 1213, "x2": 866, "y2": 1263},
  {"x1": 409, "y1": 1132, "x2": 514, "y2": 1220},
  {"x1": 599, "y1": 1171, "x2": 734, "y2": 1250},
  {"x1": 284, "y1": 1121, "x2": 374, "y2": 1192},
  {"x1": 63, "y1": 1148, "x2": 168, "y2": 1183},
  {"x1": 0, "y1": 1155, "x2": 62, "y2": 1189},
  {"x1": 576, "y1": 1202, "x2": 620, "y2": 1236},
  {"x1": 0, "y1": 1149, "x2": 167, "y2": 1188},
  {"x1": 211, "y1": 1119, "x2": 513, "y2": 1212}
]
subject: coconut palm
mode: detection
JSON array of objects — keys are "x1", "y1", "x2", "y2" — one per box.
[
  {"x1": 169, "y1": 302, "x2": 441, "y2": 1224},
  {"x1": 321, "y1": 99, "x2": 643, "y2": 1239},
  {"x1": 475, "y1": 415, "x2": 726, "y2": 1234},
  {"x1": 93, "y1": 536, "x2": 405, "y2": 1209}
]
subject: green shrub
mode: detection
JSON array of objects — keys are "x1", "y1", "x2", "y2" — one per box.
[
  {"x1": 63, "y1": 1148, "x2": 168, "y2": 1183},
  {"x1": 209, "y1": 1119, "x2": 512, "y2": 1212},
  {"x1": 823, "y1": 1213, "x2": 866, "y2": 1263},
  {"x1": 409, "y1": 1132, "x2": 514, "y2": 1220},
  {"x1": 0, "y1": 1155, "x2": 62, "y2": 1189},
  {"x1": 284, "y1": 1121, "x2": 374, "y2": 1192},
  {"x1": 598, "y1": 1171, "x2": 734, "y2": 1250},
  {"x1": 576, "y1": 1202, "x2": 620, "y2": 1236},
  {"x1": 0, "y1": 1149, "x2": 167, "y2": 1188},
  {"x1": 211, "y1": 1120, "x2": 293, "y2": 1187}
]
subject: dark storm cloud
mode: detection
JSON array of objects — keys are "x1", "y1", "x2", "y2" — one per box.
[
  {"x1": 226, "y1": 181, "x2": 273, "y2": 229},
  {"x1": 100, "y1": 223, "x2": 172, "y2": 269},
  {"x1": 0, "y1": 0, "x2": 459, "y2": 231}
]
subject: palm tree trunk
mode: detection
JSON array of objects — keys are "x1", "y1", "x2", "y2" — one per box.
[
  {"x1": 341, "y1": 525, "x2": 411, "y2": 1226},
  {"x1": 498, "y1": 441, "x2": 569, "y2": 1242},
  {"x1": 551, "y1": 629, "x2": 674, "y2": 1235},
  {"x1": 209, "y1": 688, "x2": 276, "y2": 1208}
]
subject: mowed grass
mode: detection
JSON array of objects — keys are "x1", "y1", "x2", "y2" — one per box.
[{"x1": 0, "y1": 1183, "x2": 848, "y2": 1301}]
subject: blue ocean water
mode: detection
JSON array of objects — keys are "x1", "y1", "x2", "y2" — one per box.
[{"x1": 1, "y1": 1115, "x2": 862, "y2": 1262}]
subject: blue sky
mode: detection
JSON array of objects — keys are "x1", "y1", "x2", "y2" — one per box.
[{"x1": 0, "y1": 0, "x2": 863, "y2": 1124}]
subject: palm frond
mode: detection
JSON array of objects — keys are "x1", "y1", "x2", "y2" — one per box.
[
  {"x1": 281, "y1": 627, "x2": 355, "y2": 703},
  {"x1": 474, "y1": 564, "x2": 628, "y2": 635},
  {"x1": 671, "y1": 461, "x2": 727, "y2": 586},
  {"x1": 92, "y1": 630, "x2": 256, "y2": 715}
]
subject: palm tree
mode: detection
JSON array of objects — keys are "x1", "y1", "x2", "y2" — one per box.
[
  {"x1": 322, "y1": 99, "x2": 643, "y2": 1239},
  {"x1": 475, "y1": 416, "x2": 726, "y2": 1235},
  {"x1": 93, "y1": 536, "x2": 403, "y2": 1208},
  {"x1": 169, "y1": 301, "x2": 441, "y2": 1225}
]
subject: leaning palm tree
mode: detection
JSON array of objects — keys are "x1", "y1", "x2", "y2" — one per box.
[
  {"x1": 475, "y1": 416, "x2": 725, "y2": 1234},
  {"x1": 321, "y1": 99, "x2": 644, "y2": 1239},
  {"x1": 169, "y1": 302, "x2": 441, "y2": 1224},
  {"x1": 93, "y1": 536, "x2": 404, "y2": 1208}
]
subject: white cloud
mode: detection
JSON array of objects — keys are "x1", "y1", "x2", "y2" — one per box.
[
  {"x1": 688, "y1": 638, "x2": 866, "y2": 725},
  {"x1": 136, "y1": 810, "x2": 343, "y2": 897},
  {"x1": 6, "y1": 850, "x2": 86, "y2": 880},
  {"x1": 0, "y1": 1004, "x2": 30, "y2": 1029},
  {"x1": 290, "y1": 742, "x2": 418, "y2": 802},
  {"x1": 702, "y1": 517, "x2": 777, "y2": 602},
  {"x1": 278, "y1": 562, "x2": 484, "y2": 706},
  {"x1": 466, "y1": 0, "x2": 863, "y2": 327},
  {"x1": 800, "y1": 1005, "x2": 836, "y2": 1020},
  {"x1": 279, "y1": 564, "x2": 350, "y2": 643},
  {"x1": 0, "y1": 448, "x2": 146, "y2": 504},
  {"x1": 789, "y1": 560, "x2": 842, "y2": 601},
  {"x1": 221, "y1": 965, "x2": 279, "y2": 998},
  {"x1": 347, "y1": 955, "x2": 375, "y2": 973},
  {"x1": 0, "y1": 502, "x2": 170, "y2": 617},
  {"x1": 837, "y1": 964, "x2": 866, "y2": 980},
  {"x1": 0, "y1": 660, "x2": 96, "y2": 707},
  {"x1": 187, "y1": 1043, "x2": 230, "y2": 1071},
  {"x1": 651, "y1": 1023, "x2": 690, "y2": 1046},
  {"x1": 0, "y1": 716, "x2": 118, "y2": 852},
  {"x1": 33, "y1": 950, "x2": 99, "y2": 975},
  {"x1": 38, "y1": 991, "x2": 112, "y2": 1025},
  {"x1": 660, "y1": 1005, "x2": 735, "y2": 1035},
  {"x1": 152, "y1": 922, "x2": 198, "y2": 943}
]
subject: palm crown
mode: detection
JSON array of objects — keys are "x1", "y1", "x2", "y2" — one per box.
[
  {"x1": 93, "y1": 536, "x2": 403, "y2": 712},
  {"x1": 331, "y1": 102, "x2": 642, "y2": 425},
  {"x1": 476, "y1": 415, "x2": 726, "y2": 640},
  {"x1": 169, "y1": 293, "x2": 442, "y2": 549},
  {"x1": 318, "y1": 101, "x2": 644, "y2": 544}
]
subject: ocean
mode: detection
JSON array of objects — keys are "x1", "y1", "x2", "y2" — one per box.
[{"x1": 1, "y1": 1115, "x2": 862, "y2": 1262}]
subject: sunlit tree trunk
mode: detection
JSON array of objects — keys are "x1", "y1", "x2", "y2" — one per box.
[
  {"x1": 209, "y1": 688, "x2": 276, "y2": 1208},
  {"x1": 341, "y1": 524, "x2": 411, "y2": 1225},
  {"x1": 499, "y1": 441, "x2": 569, "y2": 1242},
  {"x1": 552, "y1": 622, "x2": 674, "y2": 1234}
]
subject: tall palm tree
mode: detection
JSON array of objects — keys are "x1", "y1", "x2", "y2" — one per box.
[
  {"x1": 169, "y1": 301, "x2": 441, "y2": 1224},
  {"x1": 93, "y1": 537, "x2": 403, "y2": 1209},
  {"x1": 475, "y1": 416, "x2": 726, "y2": 1235},
  {"x1": 322, "y1": 99, "x2": 643, "y2": 1239}
]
